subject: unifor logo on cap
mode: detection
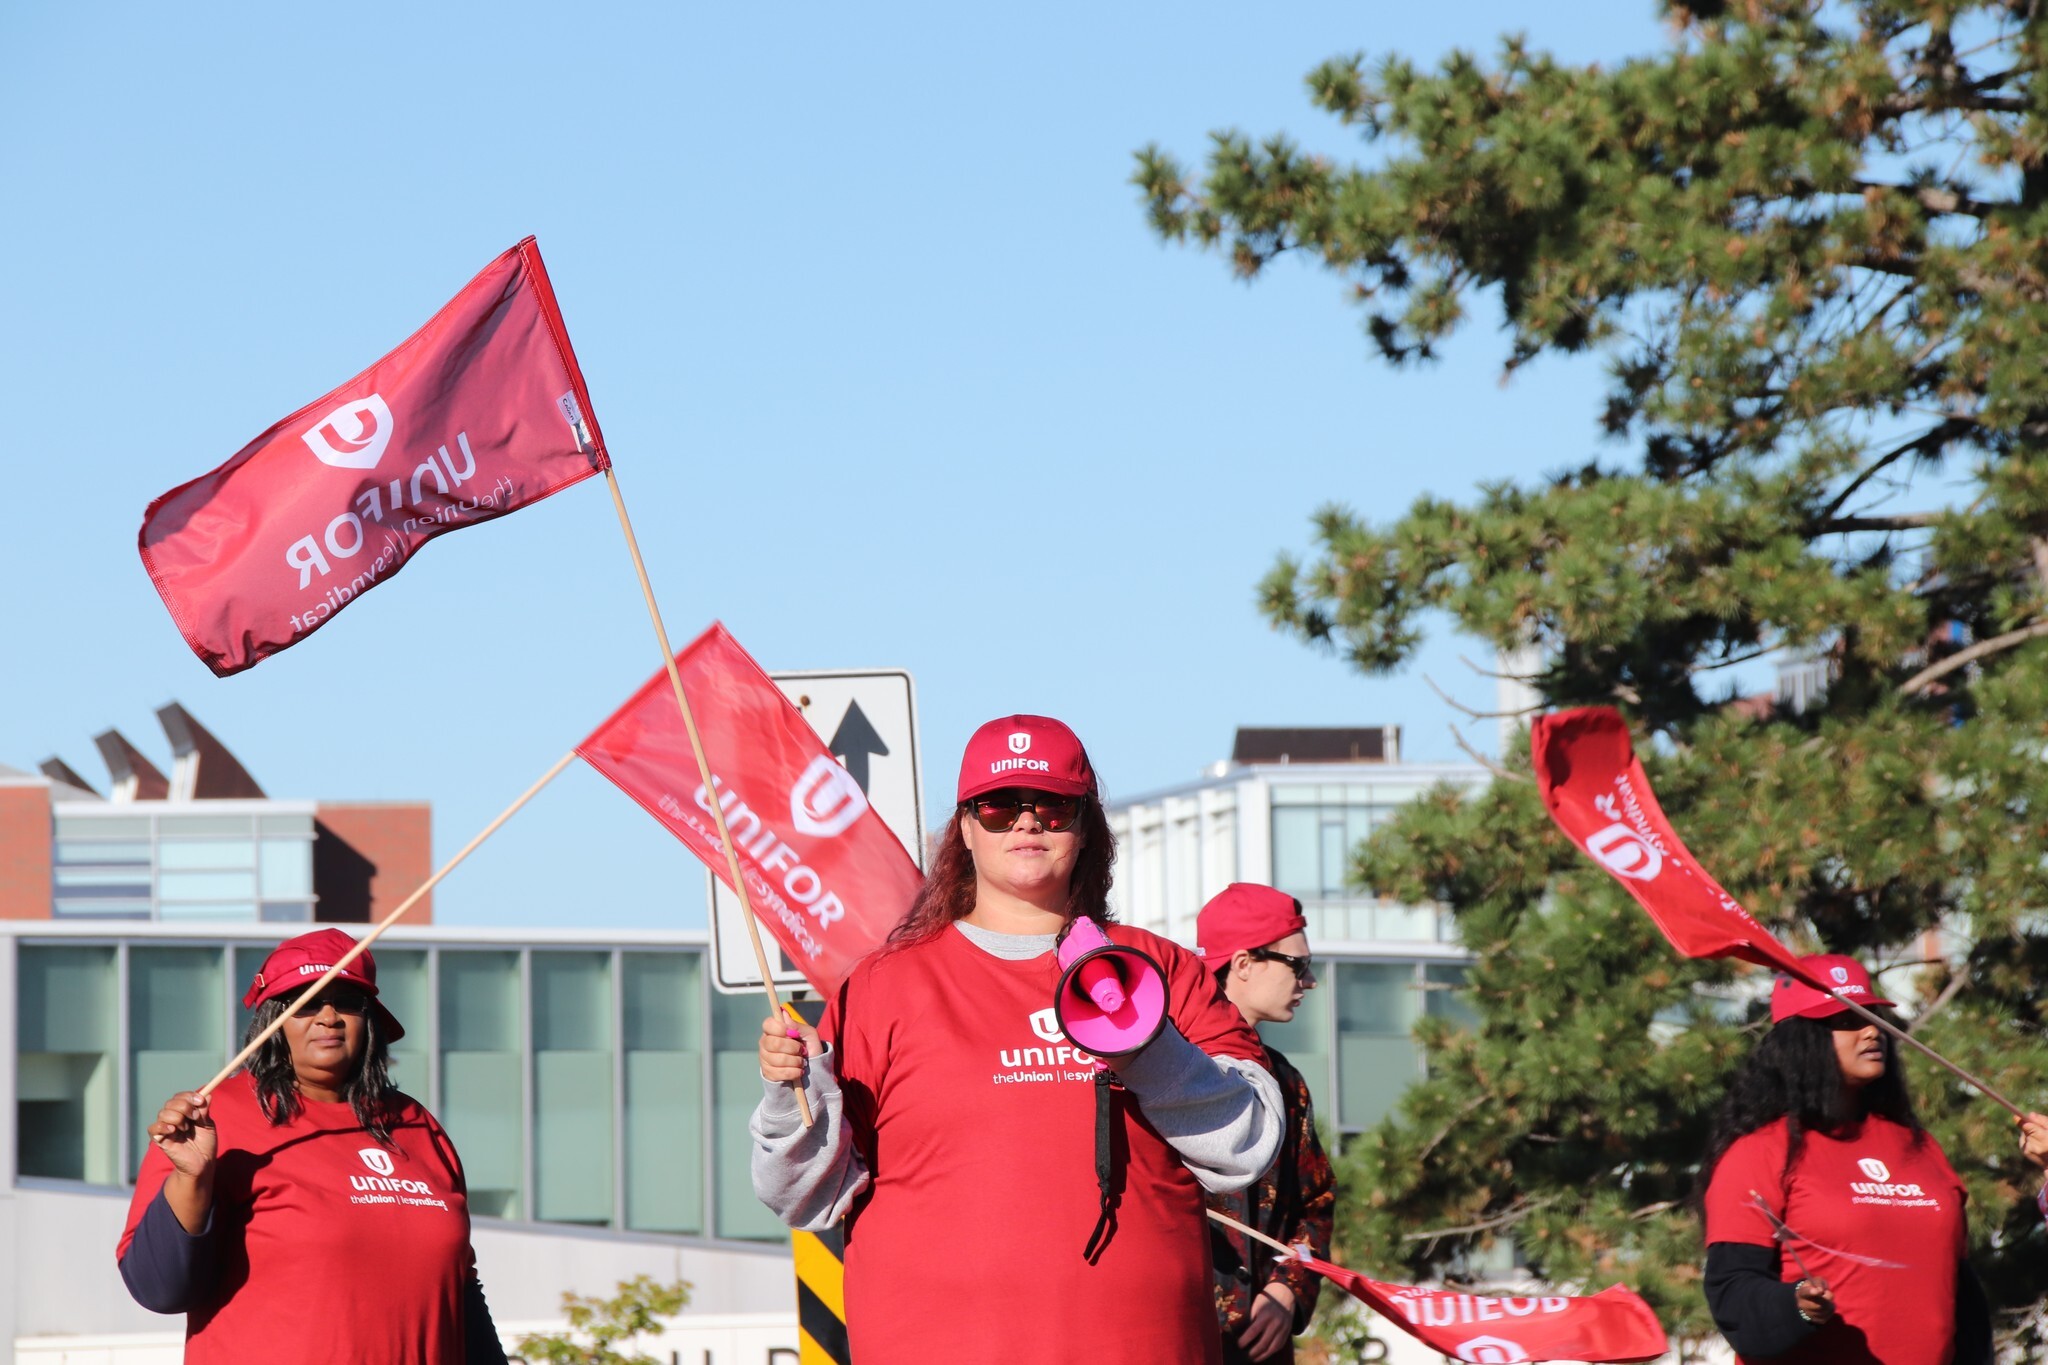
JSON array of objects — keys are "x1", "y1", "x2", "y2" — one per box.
[
  {"x1": 359, "y1": 1148, "x2": 396, "y2": 1177},
  {"x1": 301, "y1": 394, "x2": 393, "y2": 470},
  {"x1": 1858, "y1": 1157, "x2": 1891, "y2": 1183},
  {"x1": 1831, "y1": 965, "x2": 1850, "y2": 985},
  {"x1": 1008, "y1": 732, "x2": 1032, "y2": 754}
]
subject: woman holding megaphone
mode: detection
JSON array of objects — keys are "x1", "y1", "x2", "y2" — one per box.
[{"x1": 752, "y1": 714, "x2": 1284, "y2": 1364}]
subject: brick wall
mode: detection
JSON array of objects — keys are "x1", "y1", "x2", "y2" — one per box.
[
  {"x1": 0, "y1": 784, "x2": 52, "y2": 919},
  {"x1": 313, "y1": 802, "x2": 432, "y2": 925}
]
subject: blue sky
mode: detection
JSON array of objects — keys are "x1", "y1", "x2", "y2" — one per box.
[{"x1": 0, "y1": 2, "x2": 1672, "y2": 929}]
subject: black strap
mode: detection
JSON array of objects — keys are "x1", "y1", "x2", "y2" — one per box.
[{"x1": 1082, "y1": 1069, "x2": 1119, "y2": 1262}]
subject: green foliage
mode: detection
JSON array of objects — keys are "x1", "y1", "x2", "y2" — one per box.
[
  {"x1": 1144, "y1": 0, "x2": 2048, "y2": 1345},
  {"x1": 513, "y1": 1276, "x2": 690, "y2": 1365}
]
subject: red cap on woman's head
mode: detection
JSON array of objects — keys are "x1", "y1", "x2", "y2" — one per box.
[
  {"x1": 1770, "y1": 953, "x2": 1893, "y2": 1023},
  {"x1": 241, "y1": 927, "x2": 405, "y2": 1041},
  {"x1": 1195, "y1": 883, "x2": 1307, "y2": 966},
  {"x1": 956, "y1": 715, "x2": 1093, "y2": 803}
]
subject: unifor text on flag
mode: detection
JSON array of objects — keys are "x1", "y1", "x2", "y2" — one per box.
[
  {"x1": 577, "y1": 623, "x2": 924, "y2": 997},
  {"x1": 139, "y1": 237, "x2": 607, "y2": 676},
  {"x1": 1530, "y1": 706, "x2": 1831, "y2": 993}
]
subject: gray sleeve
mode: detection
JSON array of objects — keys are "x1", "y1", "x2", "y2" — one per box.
[
  {"x1": 1115, "y1": 1026, "x2": 1284, "y2": 1194},
  {"x1": 747, "y1": 1046, "x2": 872, "y2": 1231}
]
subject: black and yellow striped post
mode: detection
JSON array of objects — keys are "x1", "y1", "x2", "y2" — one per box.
[{"x1": 793, "y1": 1222, "x2": 851, "y2": 1363}]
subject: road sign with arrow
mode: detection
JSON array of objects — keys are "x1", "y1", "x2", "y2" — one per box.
[{"x1": 708, "y1": 668, "x2": 925, "y2": 994}]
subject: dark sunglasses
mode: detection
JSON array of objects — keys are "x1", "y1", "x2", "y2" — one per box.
[
  {"x1": 965, "y1": 790, "x2": 1085, "y2": 833},
  {"x1": 290, "y1": 987, "x2": 370, "y2": 1018},
  {"x1": 1249, "y1": 947, "x2": 1315, "y2": 983}
]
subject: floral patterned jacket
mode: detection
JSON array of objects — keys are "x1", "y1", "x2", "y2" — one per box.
[{"x1": 1208, "y1": 1041, "x2": 1335, "y2": 1355}]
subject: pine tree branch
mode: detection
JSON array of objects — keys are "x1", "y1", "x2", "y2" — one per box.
[
  {"x1": 1424, "y1": 674, "x2": 1542, "y2": 720},
  {"x1": 1854, "y1": 180, "x2": 2002, "y2": 218},
  {"x1": 1447, "y1": 724, "x2": 1532, "y2": 784},
  {"x1": 1900, "y1": 619, "x2": 2048, "y2": 694},
  {"x1": 1820, "y1": 419, "x2": 1975, "y2": 524},
  {"x1": 1401, "y1": 1194, "x2": 1558, "y2": 1243},
  {"x1": 1817, "y1": 512, "x2": 1942, "y2": 533},
  {"x1": 1412, "y1": 1091, "x2": 1495, "y2": 1167},
  {"x1": 1908, "y1": 962, "x2": 1972, "y2": 1036},
  {"x1": 1689, "y1": 644, "x2": 1773, "y2": 674}
]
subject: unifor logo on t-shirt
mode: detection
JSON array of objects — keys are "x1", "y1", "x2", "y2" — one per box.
[
  {"x1": 1849, "y1": 1153, "x2": 1933, "y2": 1204},
  {"x1": 994, "y1": 1010, "x2": 1099, "y2": 1086}
]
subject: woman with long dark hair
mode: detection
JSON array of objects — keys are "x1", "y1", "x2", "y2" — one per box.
[
  {"x1": 1699, "y1": 954, "x2": 1989, "y2": 1364},
  {"x1": 751, "y1": 714, "x2": 1284, "y2": 1363},
  {"x1": 117, "y1": 929, "x2": 506, "y2": 1364}
]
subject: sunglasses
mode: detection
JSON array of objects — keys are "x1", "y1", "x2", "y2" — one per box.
[
  {"x1": 290, "y1": 986, "x2": 370, "y2": 1018},
  {"x1": 965, "y1": 790, "x2": 1085, "y2": 833},
  {"x1": 1249, "y1": 947, "x2": 1315, "y2": 983}
]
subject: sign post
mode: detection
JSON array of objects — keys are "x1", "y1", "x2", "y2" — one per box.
[{"x1": 709, "y1": 668, "x2": 924, "y2": 994}]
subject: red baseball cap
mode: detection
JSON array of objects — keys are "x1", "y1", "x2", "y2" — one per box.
[
  {"x1": 1769, "y1": 953, "x2": 1894, "y2": 1024},
  {"x1": 242, "y1": 927, "x2": 405, "y2": 1041},
  {"x1": 956, "y1": 714, "x2": 1094, "y2": 803},
  {"x1": 1195, "y1": 883, "x2": 1308, "y2": 967}
]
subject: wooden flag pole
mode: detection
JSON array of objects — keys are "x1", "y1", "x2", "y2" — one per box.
[
  {"x1": 200, "y1": 749, "x2": 578, "y2": 1098},
  {"x1": 1207, "y1": 1207, "x2": 1300, "y2": 1259},
  {"x1": 602, "y1": 465, "x2": 813, "y2": 1127}
]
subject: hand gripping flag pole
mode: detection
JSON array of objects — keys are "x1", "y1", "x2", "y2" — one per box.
[
  {"x1": 599, "y1": 466, "x2": 813, "y2": 1128},
  {"x1": 1204, "y1": 1210, "x2": 1668, "y2": 1362},
  {"x1": 197, "y1": 751, "x2": 578, "y2": 1098},
  {"x1": 1532, "y1": 706, "x2": 2026, "y2": 1122}
]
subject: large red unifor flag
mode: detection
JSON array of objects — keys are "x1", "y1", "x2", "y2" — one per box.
[
  {"x1": 139, "y1": 237, "x2": 608, "y2": 677},
  {"x1": 1530, "y1": 706, "x2": 1828, "y2": 991},
  {"x1": 1301, "y1": 1253, "x2": 1668, "y2": 1362},
  {"x1": 577, "y1": 623, "x2": 922, "y2": 996}
]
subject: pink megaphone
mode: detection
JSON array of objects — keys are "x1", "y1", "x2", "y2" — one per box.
[{"x1": 1053, "y1": 918, "x2": 1168, "y2": 1058}]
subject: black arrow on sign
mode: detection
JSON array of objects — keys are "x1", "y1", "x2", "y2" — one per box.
[{"x1": 828, "y1": 700, "x2": 889, "y2": 796}]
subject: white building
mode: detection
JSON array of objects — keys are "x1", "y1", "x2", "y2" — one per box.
[{"x1": 1106, "y1": 727, "x2": 1492, "y2": 1135}]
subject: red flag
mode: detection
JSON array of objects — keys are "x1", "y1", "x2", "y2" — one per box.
[
  {"x1": 1530, "y1": 707, "x2": 1825, "y2": 988},
  {"x1": 140, "y1": 237, "x2": 608, "y2": 676},
  {"x1": 1303, "y1": 1254, "x2": 1668, "y2": 1363},
  {"x1": 576, "y1": 623, "x2": 922, "y2": 995}
]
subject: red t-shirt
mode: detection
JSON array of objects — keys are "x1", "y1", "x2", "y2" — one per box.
[
  {"x1": 822, "y1": 923, "x2": 1268, "y2": 1363},
  {"x1": 1703, "y1": 1115, "x2": 1967, "y2": 1365},
  {"x1": 118, "y1": 1072, "x2": 476, "y2": 1365}
]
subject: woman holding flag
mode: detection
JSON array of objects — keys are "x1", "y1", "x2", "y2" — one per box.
[
  {"x1": 116, "y1": 929, "x2": 506, "y2": 1364},
  {"x1": 750, "y1": 714, "x2": 1284, "y2": 1363},
  {"x1": 1699, "y1": 954, "x2": 1990, "y2": 1363}
]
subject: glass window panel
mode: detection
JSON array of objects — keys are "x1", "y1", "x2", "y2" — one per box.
[
  {"x1": 1374, "y1": 904, "x2": 1440, "y2": 942},
  {"x1": 51, "y1": 903, "x2": 151, "y2": 920},
  {"x1": 156, "y1": 816, "x2": 254, "y2": 838},
  {"x1": 259, "y1": 814, "x2": 314, "y2": 836},
  {"x1": 52, "y1": 870, "x2": 151, "y2": 892},
  {"x1": 1268, "y1": 787, "x2": 1318, "y2": 806},
  {"x1": 158, "y1": 902, "x2": 258, "y2": 923},
  {"x1": 54, "y1": 842, "x2": 151, "y2": 865},
  {"x1": 129, "y1": 947, "x2": 227, "y2": 1179},
  {"x1": 711, "y1": 989, "x2": 786, "y2": 1240},
  {"x1": 259, "y1": 902, "x2": 313, "y2": 923},
  {"x1": 18, "y1": 946, "x2": 119, "y2": 1183},
  {"x1": 1334, "y1": 962, "x2": 1422, "y2": 1129},
  {"x1": 159, "y1": 871, "x2": 256, "y2": 901},
  {"x1": 1258, "y1": 976, "x2": 1333, "y2": 1120},
  {"x1": 54, "y1": 815, "x2": 150, "y2": 839},
  {"x1": 439, "y1": 952, "x2": 522, "y2": 1219},
  {"x1": 533, "y1": 953, "x2": 613, "y2": 1225},
  {"x1": 1270, "y1": 808, "x2": 1320, "y2": 899},
  {"x1": 623, "y1": 953, "x2": 704, "y2": 1234},
  {"x1": 258, "y1": 841, "x2": 312, "y2": 899},
  {"x1": 1318, "y1": 819, "x2": 1351, "y2": 898},
  {"x1": 232, "y1": 946, "x2": 270, "y2": 1046},
  {"x1": 1424, "y1": 963, "x2": 1481, "y2": 1032},
  {"x1": 158, "y1": 841, "x2": 255, "y2": 871},
  {"x1": 374, "y1": 950, "x2": 431, "y2": 1095}
]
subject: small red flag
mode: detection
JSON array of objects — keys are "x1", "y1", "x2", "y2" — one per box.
[
  {"x1": 576, "y1": 623, "x2": 922, "y2": 996},
  {"x1": 1531, "y1": 706, "x2": 1825, "y2": 989},
  {"x1": 1304, "y1": 1254, "x2": 1668, "y2": 1363},
  {"x1": 140, "y1": 237, "x2": 608, "y2": 676}
]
